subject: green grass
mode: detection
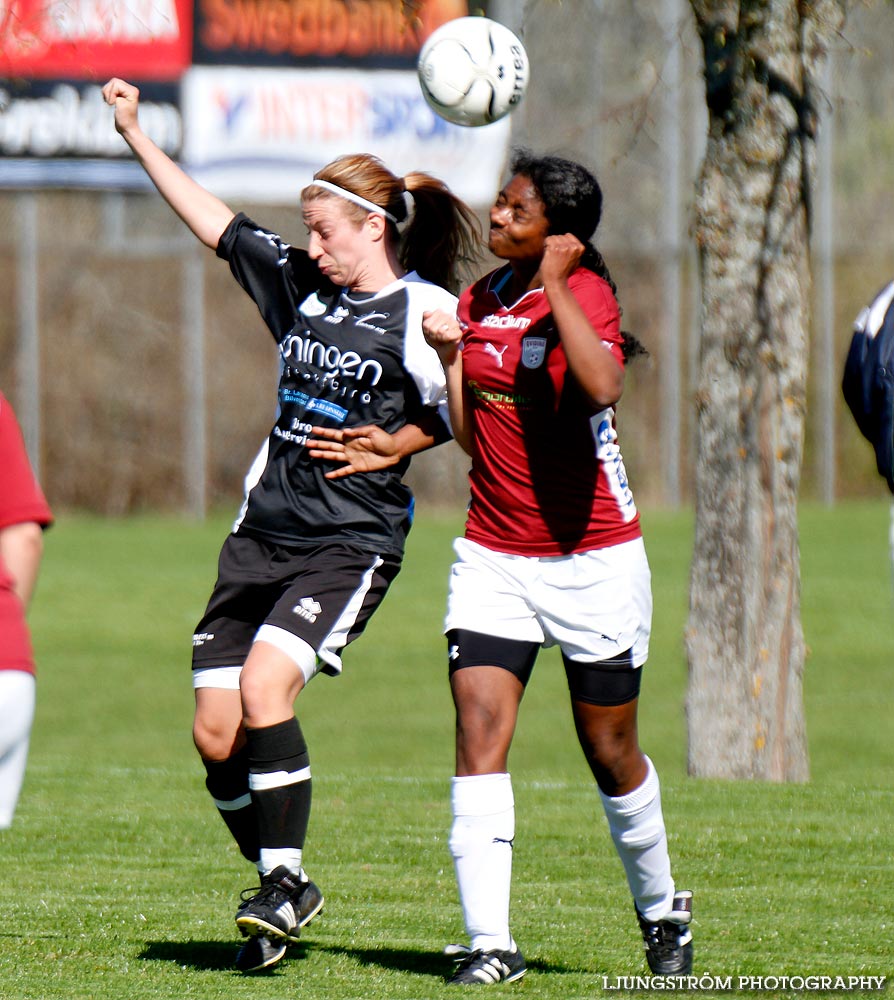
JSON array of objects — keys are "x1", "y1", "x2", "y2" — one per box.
[{"x1": 1, "y1": 502, "x2": 892, "y2": 998}]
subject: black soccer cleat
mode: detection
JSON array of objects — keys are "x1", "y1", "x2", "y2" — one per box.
[
  {"x1": 235, "y1": 933, "x2": 287, "y2": 973},
  {"x1": 447, "y1": 940, "x2": 527, "y2": 986},
  {"x1": 235, "y1": 866, "x2": 325, "y2": 944},
  {"x1": 636, "y1": 890, "x2": 693, "y2": 975}
]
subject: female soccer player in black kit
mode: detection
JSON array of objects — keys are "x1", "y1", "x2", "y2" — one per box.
[{"x1": 103, "y1": 77, "x2": 479, "y2": 974}]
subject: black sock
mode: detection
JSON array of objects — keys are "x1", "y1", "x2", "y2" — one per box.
[
  {"x1": 245, "y1": 717, "x2": 312, "y2": 868},
  {"x1": 203, "y1": 745, "x2": 260, "y2": 865}
]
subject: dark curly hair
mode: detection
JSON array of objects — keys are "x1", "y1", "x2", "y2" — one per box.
[{"x1": 509, "y1": 149, "x2": 648, "y2": 362}]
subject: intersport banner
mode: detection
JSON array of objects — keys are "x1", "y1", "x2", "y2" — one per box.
[
  {"x1": 181, "y1": 66, "x2": 509, "y2": 206},
  {"x1": 0, "y1": 0, "x2": 193, "y2": 81},
  {"x1": 193, "y1": 0, "x2": 466, "y2": 68}
]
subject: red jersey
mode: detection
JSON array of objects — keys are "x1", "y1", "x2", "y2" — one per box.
[
  {"x1": 0, "y1": 392, "x2": 53, "y2": 674},
  {"x1": 457, "y1": 265, "x2": 641, "y2": 557}
]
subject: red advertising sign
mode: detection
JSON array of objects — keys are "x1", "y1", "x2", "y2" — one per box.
[
  {"x1": 194, "y1": 0, "x2": 468, "y2": 68},
  {"x1": 0, "y1": 0, "x2": 193, "y2": 81}
]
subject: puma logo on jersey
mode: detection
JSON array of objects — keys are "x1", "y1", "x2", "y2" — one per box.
[{"x1": 485, "y1": 343, "x2": 509, "y2": 367}]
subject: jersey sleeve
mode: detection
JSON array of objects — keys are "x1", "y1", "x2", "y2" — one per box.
[
  {"x1": 216, "y1": 213, "x2": 324, "y2": 342},
  {"x1": 572, "y1": 270, "x2": 625, "y2": 367},
  {"x1": 0, "y1": 394, "x2": 52, "y2": 531},
  {"x1": 402, "y1": 278, "x2": 457, "y2": 436}
]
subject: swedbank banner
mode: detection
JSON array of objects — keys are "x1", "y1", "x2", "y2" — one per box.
[
  {"x1": 0, "y1": 0, "x2": 464, "y2": 79},
  {"x1": 194, "y1": 0, "x2": 467, "y2": 67}
]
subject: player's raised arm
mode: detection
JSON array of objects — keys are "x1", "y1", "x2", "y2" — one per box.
[
  {"x1": 422, "y1": 309, "x2": 473, "y2": 455},
  {"x1": 102, "y1": 78, "x2": 234, "y2": 249}
]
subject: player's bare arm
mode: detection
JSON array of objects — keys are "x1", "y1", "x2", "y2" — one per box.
[
  {"x1": 307, "y1": 410, "x2": 452, "y2": 479},
  {"x1": 0, "y1": 521, "x2": 44, "y2": 610},
  {"x1": 102, "y1": 78, "x2": 235, "y2": 250},
  {"x1": 422, "y1": 309, "x2": 473, "y2": 455},
  {"x1": 541, "y1": 234, "x2": 624, "y2": 408}
]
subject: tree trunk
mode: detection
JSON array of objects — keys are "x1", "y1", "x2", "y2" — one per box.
[{"x1": 686, "y1": 0, "x2": 845, "y2": 780}]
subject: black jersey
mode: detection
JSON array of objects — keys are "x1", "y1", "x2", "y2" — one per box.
[{"x1": 217, "y1": 213, "x2": 456, "y2": 556}]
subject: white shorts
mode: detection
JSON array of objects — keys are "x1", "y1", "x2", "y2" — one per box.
[
  {"x1": 0, "y1": 670, "x2": 36, "y2": 828},
  {"x1": 444, "y1": 536, "x2": 652, "y2": 666}
]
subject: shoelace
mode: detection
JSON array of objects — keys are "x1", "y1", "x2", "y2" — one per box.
[
  {"x1": 238, "y1": 881, "x2": 287, "y2": 906},
  {"x1": 454, "y1": 949, "x2": 485, "y2": 970},
  {"x1": 239, "y1": 883, "x2": 264, "y2": 903},
  {"x1": 642, "y1": 920, "x2": 680, "y2": 954}
]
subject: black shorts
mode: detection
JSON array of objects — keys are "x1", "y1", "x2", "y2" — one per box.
[{"x1": 191, "y1": 532, "x2": 401, "y2": 679}]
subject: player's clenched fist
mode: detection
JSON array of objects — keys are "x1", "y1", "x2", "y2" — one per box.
[
  {"x1": 540, "y1": 233, "x2": 584, "y2": 286},
  {"x1": 102, "y1": 78, "x2": 141, "y2": 136},
  {"x1": 422, "y1": 308, "x2": 463, "y2": 366}
]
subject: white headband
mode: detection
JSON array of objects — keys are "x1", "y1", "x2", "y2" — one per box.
[{"x1": 308, "y1": 179, "x2": 399, "y2": 224}]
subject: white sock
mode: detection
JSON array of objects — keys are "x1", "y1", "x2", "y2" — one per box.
[
  {"x1": 599, "y1": 756, "x2": 675, "y2": 921},
  {"x1": 259, "y1": 848, "x2": 303, "y2": 878},
  {"x1": 449, "y1": 773, "x2": 515, "y2": 953}
]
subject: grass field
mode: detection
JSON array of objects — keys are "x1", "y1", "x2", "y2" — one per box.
[{"x1": 1, "y1": 501, "x2": 892, "y2": 999}]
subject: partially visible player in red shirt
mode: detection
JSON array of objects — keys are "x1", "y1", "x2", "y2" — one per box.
[
  {"x1": 0, "y1": 391, "x2": 53, "y2": 828},
  {"x1": 422, "y1": 151, "x2": 692, "y2": 985}
]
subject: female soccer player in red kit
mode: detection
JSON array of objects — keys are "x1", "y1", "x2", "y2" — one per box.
[
  {"x1": 0, "y1": 392, "x2": 53, "y2": 829},
  {"x1": 422, "y1": 151, "x2": 693, "y2": 986}
]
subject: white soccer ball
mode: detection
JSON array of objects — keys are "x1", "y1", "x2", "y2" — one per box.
[{"x1": 417, "y1": 16, "x2": 529, "y2": 128}]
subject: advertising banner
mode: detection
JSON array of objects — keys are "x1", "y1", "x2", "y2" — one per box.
[
  {"x1": 180, "y1": 65, "x2": 510, "y2": 207},
  {"x1": 0, "y1": 0, "x2": 193, "y2": 81},
  {"x1": 193, "y1": 0, "x2": 467, "y2": 68},
  {"x1": 0, "y1": 80, "x2": 181, "y2": 188}
]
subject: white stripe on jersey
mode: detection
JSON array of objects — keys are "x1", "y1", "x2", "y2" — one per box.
[
  {"x1": 591, "y1": 408, "x2": 638, "y2": 523},
  {"x1": 233, "y1": 437, "x2": 271, "y2": 534}
]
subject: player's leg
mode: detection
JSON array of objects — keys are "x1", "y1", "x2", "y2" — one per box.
[
  {"x1": 446, "y1": 643, "x2": 533, "y2": 986},
  {"x1": 552, "y1": 539, "x2": 691, "y2": 974},
  {"x1": 568, "y1": 688, "x2": 692, "y2": 973},
  {"x1": 189, "y1": 533, "x2": 322, "y2": 972},
  {"x1": 239, "y1": 638, "x2": 311, "y2": 890},
  {"x1": 193, "y1": 681, "x2": 258, "y2": 864},
  {"x1": 0, "y1": 670, "x2": 36, "y2": 828},
  {"x1": 234, "y1": 543, "x2": 400, "y2": 952},
  {"x1": 441, "y1": 540, "x2": 543, "y2": 985},
  {"x1": 565, "y1": 682, "x2": 672, "y2": 913},
  {"x1": 232, "y1": 637, "x2": 322, "y2": 954},
  {"x1": 449, "y1": 654, "x2": 524, "y2": 935},
  {"x1": 191, "y1": 533, "x2": 281, "y2": 868}
]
